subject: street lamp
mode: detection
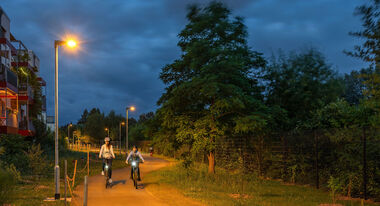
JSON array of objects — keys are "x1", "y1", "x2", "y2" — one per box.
[
  {"x1": 68, "y1": 123, "x2": 72, "y2": 145},
  {"x1": 126, "y1": 106, "x2": 135, "y2": 153},
  {"x1": 54, "y1": 39, "x2": 77, "y2": 200},
  {"x1": 105, "y1": 128, "x2": 109, "y2": 137},
  {"x1": 119, "y1": 122, "x2": 125, "y2": 155}
]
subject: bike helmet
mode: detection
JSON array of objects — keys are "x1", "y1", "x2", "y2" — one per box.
[{"x1": 104, "y1": 137, "x2": 110, "y2": 142}]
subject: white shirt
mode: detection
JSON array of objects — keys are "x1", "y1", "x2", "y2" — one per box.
[
  {"x1": 126, "y1": 151, "x2": 144, "y2": 162},
  {"x1": 99, "y1": 144, "x2": 115, "y2": 159}
]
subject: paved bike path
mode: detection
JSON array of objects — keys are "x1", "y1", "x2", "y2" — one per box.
[{"x1": 74, "y1": 155, "x2": 172, "y2": 206}]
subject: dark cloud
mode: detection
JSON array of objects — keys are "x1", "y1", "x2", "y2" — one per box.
[{"x1": 1, "y1": 0, "x2": 367, "y2": 125}]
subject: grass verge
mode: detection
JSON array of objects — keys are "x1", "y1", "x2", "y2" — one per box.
[
  {"x1": 144, "y1": 163, "x2": 379, "y2": 206},
  {"x1": 11, "y1": 149, "x2": 127, "y2": 206}
]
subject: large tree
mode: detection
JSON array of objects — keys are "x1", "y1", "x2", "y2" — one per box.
[
  {"x1": 346, "y1": 0, "x2": 380, "y2": 102},
  {"x1": 263, "y1": 49, "x2": 343, "y2": 129},
  {"x1": 157, "y1": 2, "x2": 267, "y2": 173},
  {"x1": 84, "y1": 109, "x2": 105, "y2": 143}
]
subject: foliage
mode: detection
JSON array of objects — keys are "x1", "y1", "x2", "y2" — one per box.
[
  {"x1": 0, "y1": 167, "x2": 16, "y2": 205},
  {"x1": 262, "y1": 49, "x2": 343, "y2": 129},
  {"x1": 155, "y1": 1, "x2": 267, "y2": 173},
  {"x1": 145, "y1": 164, "x2": 373, "y2": 206},
  {"x1": 24, "y1": 144, "x2": 48, "y2": 178},
  {"x1": 346, "y1": 0, "x2": 380, "y2": 104},
  {"x1": 346, "y1": 0, "x2": 380, "y2": 67},
  {"x1": 72, "y1": 108, "x2": 153, "y2": 148},
  {"x1": 342, "y1": 68, "x2": 373, "y2": 105},
  {"x1": 0, "y1": 134, "x2": 29, "y2": 173},
  {"x1": 328, "y1": 176, "x2": 344, "y2": 204},
  {"x1": 31, "y1": 118, "x2": 55, "y2": 153},
  {"x1": 29, "y1": 71, "x2": 43, "y2": 118},
  {"x1": 84, "y1": 109, "x2": 105, "y2": 142}
]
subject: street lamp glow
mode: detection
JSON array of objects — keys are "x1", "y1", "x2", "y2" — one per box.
[
  {"x1": 66, "y1": 40, "x2": 77, "y2": 48},
  {"x1": 126, "y1": 106, "x2": 136, "y2": 153},
  {"x1": 53, "y1": 35, "x2": 80, "y2": 200}
]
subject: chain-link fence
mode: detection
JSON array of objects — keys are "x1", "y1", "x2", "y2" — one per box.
[{"x1": 212, "y1": 128, "x2": 380, "y2": 200}]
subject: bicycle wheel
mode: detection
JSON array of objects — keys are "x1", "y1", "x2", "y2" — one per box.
[{"x1": 132, "y1": 170, "x2": 137, "y2": 188}]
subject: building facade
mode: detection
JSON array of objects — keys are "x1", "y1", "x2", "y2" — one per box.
[{"x1": 0, "y1": 7, "x2": 47, "y2": 136}]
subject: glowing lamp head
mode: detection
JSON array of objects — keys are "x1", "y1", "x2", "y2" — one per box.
[
  {"x1": 130, "y1": 106, "x2": 135, "y2": 111},
  {"x1": 121, "y1": 122, "x2": 125, "y2": 125},
  {"x1": 66, "y1": 40, "x2": 77, "y2": 48}
]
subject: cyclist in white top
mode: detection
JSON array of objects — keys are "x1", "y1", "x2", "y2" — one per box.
[{"x1": 99, "y1": 137, "x2": 115, "y2": 182}]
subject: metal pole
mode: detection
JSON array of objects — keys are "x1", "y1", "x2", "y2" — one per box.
[
  {"x1": 119, "y1": 123, "x2": 121, "y2": 155},
  {"x1": 83, "y1": 176, "x2": 88, "y2": 206},
  {"x1": 363, "y1": 127, "x2": 367, "y2": 200},
  {"x1": 54, "y1": 42, "x2": 60, "y2": 200},
  {"x1": 126, "y1": 109, "x2": 129, "y2": 153},
  {"x1": 64, "y1": 160, "x2": 67, "y2": 204}
]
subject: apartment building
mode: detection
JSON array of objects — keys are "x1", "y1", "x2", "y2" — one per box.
[{"x1": 0, "y1": 7, "x2": 47, "y2": 136}]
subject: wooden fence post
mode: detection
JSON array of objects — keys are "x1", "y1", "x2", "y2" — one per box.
[
  {"x1": 72, "y1": 160, "x2": 77, "y2": 187},
  {"x1": 83, "y1": 176, "x2": 88, "y2": 206}
]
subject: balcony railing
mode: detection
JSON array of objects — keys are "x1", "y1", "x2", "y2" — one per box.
[
  {"x1": 0, "y1": 65, "x2": 18, "y2": 90},
  {"x1": 18, "y1": 82, "x2": 33, "y2": 99}
]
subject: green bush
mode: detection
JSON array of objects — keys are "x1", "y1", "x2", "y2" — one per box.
[
  {"x1": 6, "y1": 164, "x2": 21, "y2": 183},
  {"x1": 0, "y1": 168, "x2": 16, "y2": 204},
  {"x1": 0, "y1": 134, "x2": 29, "y2": 173},
  {"x1": 24, "y1": 144, "x2": 48, "y2": 178},
  {"x1": 31, "y1": 119, "x2": 55, "y2": 154}
]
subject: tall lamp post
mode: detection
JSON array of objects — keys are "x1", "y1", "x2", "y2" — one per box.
[
  {"x1": 119, "y1": 122, "x2": 125, "y2": 155},
  {"x1": 126, "y1": 106, "x2": 135, "y2": 153},
  {"x1": 68, "y1": 123, "x2": 72, "y2": 145},
  {"x1": 54, "y1": 39, "x2": 77, "y2": 200}
]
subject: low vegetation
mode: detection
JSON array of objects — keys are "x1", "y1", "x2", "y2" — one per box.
[{"x1": 145, "y1": 163, "x2": 379, "y2": 206}]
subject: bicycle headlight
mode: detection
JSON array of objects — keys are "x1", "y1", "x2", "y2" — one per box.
[{"x1": 132, "y1": 161, "x2": 137, "y2": 167}]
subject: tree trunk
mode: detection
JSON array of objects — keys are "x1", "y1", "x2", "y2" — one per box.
[
  {"x1": 208, "y1": 151, "x2": 215, "y2": 174},
  {"x1": 314, "y1": 130, "x2": 319, "y2": 189}
]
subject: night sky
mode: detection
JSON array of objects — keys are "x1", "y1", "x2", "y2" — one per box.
[{"x1": 1, "y1": 0, "x2": 367, "y2": 125}]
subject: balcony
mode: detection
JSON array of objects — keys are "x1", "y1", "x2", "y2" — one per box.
[
  {"x1": 18, "y1": 82, "x2": 33, "y2": 102},
  {"x1": 11, "y1": 50, "x2": 39, "y2": 73},
  {"x1": 0, "y1": 94, "x2": 19, "y2": 135},
  {"x1": 0, "y1": 37, "x2": 16, "y2": 54},
  {"x1": 18, "y1": 118, "x2": 35, "y2": 136},
  {"x1": 0, "y1": 65, "x2": 18, "y2": 92}
]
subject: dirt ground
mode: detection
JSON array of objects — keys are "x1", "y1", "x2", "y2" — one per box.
[{"x1": 74, "y1": 155, "x2": 203, "y2": 206}]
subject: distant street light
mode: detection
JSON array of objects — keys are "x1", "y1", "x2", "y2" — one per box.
[
  {"x1": 119, "y1": 122, "x2": 125, "y2": 155},
  {"x1": 54, "y1": 38, "x2": 77, "y2": 200},
  {"x1": 105, "y1": 127, "x2": 109, "y2": 137},
  {"x1": 126, "y1": 106, "x2": 135, "y2": 153}
]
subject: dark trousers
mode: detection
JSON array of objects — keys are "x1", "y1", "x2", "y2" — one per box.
[
  {"x1": 102, "y1": 159, "x2": 113, "y2": 178},
  {"x1": 130, "y1": 166, "x2": 141, "y2": 179}
]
